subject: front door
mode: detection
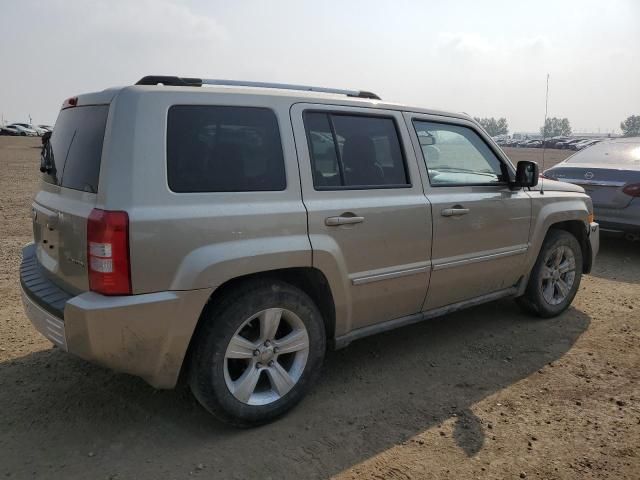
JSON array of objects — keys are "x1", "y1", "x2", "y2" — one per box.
[
  {"x1": 291, "y1": 104, "x2": 432, "y2": 333},
  {"x1": 405, "y1": 114, "x2": 531, "y2": 310}
]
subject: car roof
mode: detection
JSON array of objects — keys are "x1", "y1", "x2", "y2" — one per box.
[{"x1": 73, "y1": 84, "x2": 473, "y2": 122}]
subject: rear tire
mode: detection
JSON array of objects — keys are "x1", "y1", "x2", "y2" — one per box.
[
  {"x1": 189, "y1": 279, "x2": 326, "y2": 427},
  {"x1": 517, "y1": 229, "x2": 583, "y2": 318}
]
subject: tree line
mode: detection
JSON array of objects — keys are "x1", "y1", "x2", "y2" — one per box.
[{"x1": 473, "y1": 114, "x2": 639, "y2": 137}]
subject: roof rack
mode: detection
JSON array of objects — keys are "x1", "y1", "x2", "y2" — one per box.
[{"x1": 135, "y1": 75, "x2": 381, "y2": 100}]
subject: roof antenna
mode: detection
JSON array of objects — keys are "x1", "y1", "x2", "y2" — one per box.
[{"x1": 540, "y1": 73, "x2": 550, "y2": 195}]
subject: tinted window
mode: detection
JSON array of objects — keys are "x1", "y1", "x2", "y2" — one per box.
[
  {"x1": 413, "y1": 121, "x2": 506, "y2": 186},
  {"x1": 42, "y1": 105, "x2": 109, "y2": 193},
  {"x1": 167, "y1": 106, "x2": 285, "y2": 192},
  {"x1": 304, "y1": 112, "x2": 409, "y2": 189},
  {"x1": 304, "y1": 113, "x2": 342, "y2": 187}
]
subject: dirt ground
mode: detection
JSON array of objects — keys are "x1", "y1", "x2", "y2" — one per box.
[{"x1": 0, "y1": 138, "x2": 638, "y2": 480}]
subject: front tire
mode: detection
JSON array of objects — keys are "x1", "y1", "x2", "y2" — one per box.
[
  {"x1": 189, "y1": 279, "x2": 326, "y2": 427},
  {"x1": 517, "y1": 229, "x2": 583, "y2": 318}
]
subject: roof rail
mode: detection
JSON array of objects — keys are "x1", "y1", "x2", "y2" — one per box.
[{"x1": 135, "y1": 75, "x2": 381, "y2": 100}]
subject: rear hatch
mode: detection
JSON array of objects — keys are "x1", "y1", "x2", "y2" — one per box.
[{"x1": 33, "y1": 100, "x2": 110, "y2": 294}]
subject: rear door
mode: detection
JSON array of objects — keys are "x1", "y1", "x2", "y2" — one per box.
[
  {"x1": 291, "y1": 103, "x2": 432, "y2": 332},
  {"x1": 33, "y1": 102, "x2": 110, "y2": 294},
  {"x1": 405, "y1": 114, "x2": 531, "y2": 310}
]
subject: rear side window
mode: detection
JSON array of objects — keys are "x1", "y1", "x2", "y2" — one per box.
[
  {"x1": 167, "y1": 106, "x2": 286, "y2": 192},
  {"x1": 43, "y1": 105, "x2": 109, "y2": 193},
  {"x1": 303, "y1": 112, "x2": 409, "y2": 189}
]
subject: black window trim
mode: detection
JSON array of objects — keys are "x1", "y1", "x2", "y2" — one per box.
[
  {"x1": 303, "y1": 109, "x2": 413, "y2": 191},
  {"x1": 411, "y1": 117, "x2": 513, "y2": 188},
  {"x1": 165, "y1": 104, "x2": 287, "y2": 194}
]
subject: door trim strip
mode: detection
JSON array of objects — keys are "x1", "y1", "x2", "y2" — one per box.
[
  {"x1": 334, "y1": 285, "x2": 519, "y2": 349},
  {"x1": 432, "y1": 245, "x2": 528, "y2": 271},
  {"x1": 351, "y1": 262, "x2": 431, "y2": 286}
]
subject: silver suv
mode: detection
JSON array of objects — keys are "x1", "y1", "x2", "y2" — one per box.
[{"x1": 21, "y1": 76, "x2": 599, "y2": 426}]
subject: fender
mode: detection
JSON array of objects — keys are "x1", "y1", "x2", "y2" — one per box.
[
  {"x1": 170, "y1": 235, "x2": 312, "y2": 291},
  {"x1": 525, "y1": 192, "x2": 590, "y2": 273}
]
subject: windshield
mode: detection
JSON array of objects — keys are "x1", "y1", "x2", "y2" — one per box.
[{"x1": 568, "y1": 141, "x2": 640, "y2": 165}]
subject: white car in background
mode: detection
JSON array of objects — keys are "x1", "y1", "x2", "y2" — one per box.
[
  {"x1": 10, "y1": 123, "x2": 46, "y2": 136},
  {"x1": 3, "y1": 124, "x2": 38, "y2": 136}
]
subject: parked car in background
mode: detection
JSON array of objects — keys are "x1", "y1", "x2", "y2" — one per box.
[
  {"x1": 516, "y1": 139, "x2": 542, "y2": 148},
  {"x1": 10, "y1": 123, "x2": 47, "y2": 136},
  {"x1": 543, "y1": 137, "x2": 640, "y2": 239},
  {"x1": 0, "y1": 126, "x2": 21, "y2": 136},
  {"x1": 2, "y1": 124, "x2": 38, "y2": 136},
  {"x1": 544, "y1": 136, "x2": 570, "y2": 148},
  {"x1": 556, "y1": 138, "x2": 586, "y2": 150},
  {"x1": 38, "y1": 125, "x2": 53, "y2": 133},
  {"x1": 20, "y1": 75, "x2": 598, "y2": 426},
  {"x1": 572, "y1": 139, "x2": 601, "y2": 151}
]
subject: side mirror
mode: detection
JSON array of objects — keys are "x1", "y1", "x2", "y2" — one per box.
[{"x1": 513, "y1": 161, "x2": 539, "y2": 188}]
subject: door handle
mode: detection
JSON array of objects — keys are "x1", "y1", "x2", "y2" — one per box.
[
  {"x1": 441, "y1": 207, "x2": 470, "y2": 217},
  {"x1": 325, "y1": 215, "x2": 365, "y2": 226}
]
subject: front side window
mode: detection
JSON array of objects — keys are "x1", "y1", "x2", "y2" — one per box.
[
  {"x1": 167, "y1": 106, "x2": 286, "y2": 192},
  {"x1": 304, "y1": 112, "x2": 409, "y2": 189},
  {"x1": 413, "y1": 121, "x2": 507, "y2": 186}
]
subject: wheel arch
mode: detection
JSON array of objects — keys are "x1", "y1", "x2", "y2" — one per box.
[
  {"x1": 548, "y1": 220, "x2": 592, "y2": 274},
  {"x1": 525, "y1": 199, "x2": 591, "y2": 275},
  {"x1": 178, "y1": 266, "x2": 337, "y2": 383},
  {"x1": 518, "y1": 204, "x2": 591, "y2": 297}
]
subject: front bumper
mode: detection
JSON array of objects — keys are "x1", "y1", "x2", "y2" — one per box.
[
  {"x1": 20, "y1": 244, "x2": 212, "y2": 388},
  {"x1": 587, "y1": 222, "x2": 599, "y2": 273}
]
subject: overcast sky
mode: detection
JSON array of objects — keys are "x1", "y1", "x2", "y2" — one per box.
[{"x1": 1, "y1": 0, "x2": 638, "y2": 133}]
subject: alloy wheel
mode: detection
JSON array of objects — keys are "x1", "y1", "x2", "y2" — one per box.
[
  {"x1": 540, "y1": 245, "x2": 576, "y2": 305},
  {"x1": 223, "y1": 308, "x2": 310, "y2": 406}
]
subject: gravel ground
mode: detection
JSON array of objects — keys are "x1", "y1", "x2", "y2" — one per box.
[{"x1": 0, "y1": 138, "x2": 638, "y2": 479}]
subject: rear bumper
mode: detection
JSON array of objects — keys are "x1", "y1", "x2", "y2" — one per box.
[
  {"x1": 20, "y1": 244, "x2": 212, "y2": 388},
  {"x1": 21, "y1": 289, "x2": 67, "y2": 350},
  {"x1": 594, "y1": 201, "x2": 640, "y2": 233}
]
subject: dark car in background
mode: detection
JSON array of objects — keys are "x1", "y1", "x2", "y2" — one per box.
[
  {"x1": 555, "y1": 138, "x2": 586, "y2": 150},
  {"x1": 544, "y1": 136, "x2": 570, "y2": 148},
  {"x1": 572, "y1": 139, "x2": 601, "y2": 151},
  {"x1": 543, "y1": 137, "x2": 640, "y2": 239}
]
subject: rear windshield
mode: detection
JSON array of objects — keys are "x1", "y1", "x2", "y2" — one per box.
[
  {"x1": 42, "y1": 105, "x2": 109, "y2": 193},
  {"x1": 568, "y1": 141, "x2": 640, "y2": 165},
  {"x1": 166, "y1": 105, "x2": 286, "y2": 192}
]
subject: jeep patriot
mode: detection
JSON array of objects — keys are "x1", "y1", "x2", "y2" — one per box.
[{"x1": 20, "y1": 76, "x2": 599, "y2": 426}]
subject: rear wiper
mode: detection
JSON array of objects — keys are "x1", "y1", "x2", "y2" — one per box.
[{"x1": 39, "y1": 131, "x2": 56, "y2": 176}]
